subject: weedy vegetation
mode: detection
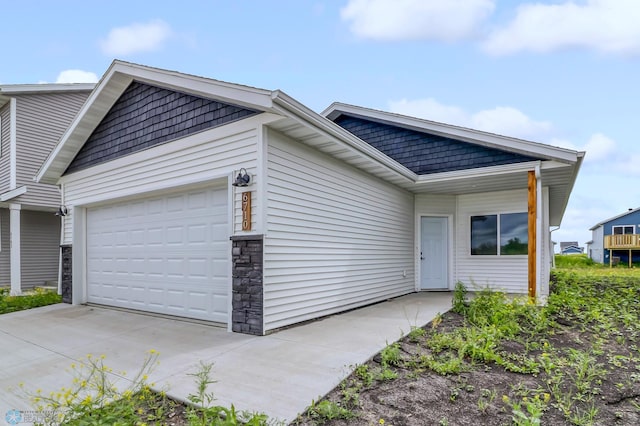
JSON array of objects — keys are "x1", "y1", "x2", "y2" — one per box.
[{"x1": 293, "y1": 257, "x2": 640, "y2": 425}]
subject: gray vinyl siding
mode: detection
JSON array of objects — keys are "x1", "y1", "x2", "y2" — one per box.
[
  {"x1": 264, "y1": 129, "x2": 415, "y2": 331},
  {"x1": 590, "y1": 226, "x2": 604, "y2": 263},
  {"x1": 20, "y1": 210, "x2": 60, "y2": 288},
  {"x1": 0, "y1": 209, "x2": 9, "y2": 285},
  {"x1": 0, "y1": 105, "x2": 10, "y2": 194},
  {"x1": 14, "y1": 92, "x2": 89, "y2": 207}
]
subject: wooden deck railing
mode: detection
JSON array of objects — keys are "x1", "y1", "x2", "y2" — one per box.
[{"x1": 605, "y1": 234, "x2": 640, "y2": 249}]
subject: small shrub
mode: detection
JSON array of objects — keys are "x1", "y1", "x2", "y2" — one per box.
[
  {"x1": 380, "y1": 342, "x2": 402, "y2": 367},
  {"x1": 307, "y1": 400, "x2": 355, "y2": 421},
  {"x1": 0, "y1": 288, "x2": 61, "y2": 314},
  {"x1": 408, "y1": 326, "x2": 426, "y2": 342},
  {"x1": 354, "y1": 364, "x2": 374, "y2": 387},
  {"x1": 452, "y1": 281, "x2": 467, "y2": 313}
]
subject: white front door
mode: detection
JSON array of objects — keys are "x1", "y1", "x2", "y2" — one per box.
[{"x1": 420, "y1": 216, "x2": 449, "y2": 290}]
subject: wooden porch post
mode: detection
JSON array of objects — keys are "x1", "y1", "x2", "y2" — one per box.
[
  {"x1": 609, "y1": 250, "x2": 613, "y2": 268},
  {"x1": 528, "y1": 171, "x2": 537, "y2": 299}
]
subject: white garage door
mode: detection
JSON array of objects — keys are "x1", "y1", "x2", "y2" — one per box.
[{"x1": 86, "y1": 186, "x2": 229, "y2": 323}]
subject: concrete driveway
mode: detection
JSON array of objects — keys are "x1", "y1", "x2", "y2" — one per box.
[{"x1": 0, "y1": 292, "x2": 451, "y2": 423}]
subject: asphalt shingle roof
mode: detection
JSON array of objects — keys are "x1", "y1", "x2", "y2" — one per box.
[{"x1": 333, "y1": 114, "x2": 541, "y2": 175}]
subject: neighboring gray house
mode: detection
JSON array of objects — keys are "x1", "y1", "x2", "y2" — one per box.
[
  {"x1": 36, "y1": 61, "x2": 583, "y2": 335},
  {"x1": 0, "y1": 84, "x2": 93, "y2": 294},
  {"x1": 589, "y1": 207, "x2": 640, "y2": 265}
]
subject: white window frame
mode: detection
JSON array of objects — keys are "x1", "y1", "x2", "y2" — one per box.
[
  {"x1": 612, "y1": 225, "x2": 635, "y2": 235},
  {"x1": 470, "y1": 212, "x2": 529, "y2": 256}
]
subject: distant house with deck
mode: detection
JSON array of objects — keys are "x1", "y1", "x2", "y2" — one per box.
[
  {"x1": 588, "y1": 208, "x2": 640, "y2": 266},
  {"x1": 0, "y1": 84, "x2": 93, "y2": 294}
]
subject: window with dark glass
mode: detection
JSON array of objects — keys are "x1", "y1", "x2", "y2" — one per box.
[
  {"x1": 471, "y1": 215, "x2": 497, "y2": 255},
  {"x1": 471, "y1": 213, "x2": 528, "y2": 255},
  {"x1": 612, "y1": 225, "x2": 635, "y2": 235}
]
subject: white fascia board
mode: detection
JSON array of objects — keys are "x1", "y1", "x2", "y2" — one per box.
[
  {"x1": 323, "y1": 102, "x2": 583, "y2": 165},
  {"x1": 0, "y1": 185, "x2": 27, "y2": 201},
  {"x1": 272, "y1": 92, "x2": 417, "y2": 183},
  {"x1": 0, "y1": 83, "x2": 95, "y2": 94},
  {"x1": 553, "y1": 152, "x2": 584, "y2": 227},
  {"x1": 415, "y1": 161, "x2": 542, "y2": 185},
  {"x1": 114, "y1": 61, "x2": 274, "y2": 110},
  {"x1": 36, "y1": 69, "x2": 132, "y2": 184}
]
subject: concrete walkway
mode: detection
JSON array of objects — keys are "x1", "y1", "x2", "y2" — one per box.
[{"x1": 0, "y1": 292, "x2": 451, "y2": 423}]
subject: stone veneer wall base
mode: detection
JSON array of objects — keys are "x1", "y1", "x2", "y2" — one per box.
[{"x1": 230, "y1": 235, "x2": 264, "y2": 335}]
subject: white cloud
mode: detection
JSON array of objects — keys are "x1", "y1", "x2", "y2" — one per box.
[
  {"x1": 389, "y1": 98, "x2": 468, "y2": 125},
  {"x1": 389, "y1": 97, "x2": 551, "y2": 140},
  {"x1": 583, "y1": 133, "x2": 617, "y2": 161},
  {"x1": 483, "y1": 0, "x2": 640, "y2": 56},
  {"x1": 551, "y1": 133, "x2": 617, "y2": 163},
  {"x1": 55, "y1": 69, "x2": 99, "y2": 84},
  {"x1": 100, "y1": 19, "x2": 172, "y2": 56},
  {"x1": 340, "y1": 0, "x2": 495, "y2": 41},
  {"x1": 470, "y1": 106, "x2": 552, "y2": 139}
]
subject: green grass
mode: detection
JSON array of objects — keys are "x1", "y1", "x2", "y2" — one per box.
[
  {"x1": 554, "y1": 254, "x2": 597, "y2": 268},
  {"x1": 0, "y1": 287, "x2": 61, "y2": 314}
]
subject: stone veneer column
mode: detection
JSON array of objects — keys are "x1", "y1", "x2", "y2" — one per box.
[
  {"x1": 60, "y1": 245, "x2": 73, "y2": 304},
  {"x1": 230, "y1": 235, "x2": 264, "y2": 335}
]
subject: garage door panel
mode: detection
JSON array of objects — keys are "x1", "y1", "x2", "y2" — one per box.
[{"x1": 87, "y1": 186, "x2": 229, "y2": 323}]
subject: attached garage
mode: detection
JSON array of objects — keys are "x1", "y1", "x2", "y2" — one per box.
[
  {"x1": 86, "y1": 186, "x2": 229, "y2": 323},
  {"x1": 36, "y1": 61, "x2": 583, "y2": 336}
]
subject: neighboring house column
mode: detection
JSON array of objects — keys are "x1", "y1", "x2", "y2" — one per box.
[{"x1": 9, "y1": 203, "x2": 21, "y2": 295}]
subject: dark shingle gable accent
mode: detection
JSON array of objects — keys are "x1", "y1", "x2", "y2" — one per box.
[
  {"x1": 333, "y1": 114, "x2": 541, "y2": 175},
  {"x1": 65, "y1": 81, "x2": 260, "y2": 174}
]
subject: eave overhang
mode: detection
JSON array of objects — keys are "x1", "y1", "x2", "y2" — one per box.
[{"x1": 35, "y1": 61, "x2": 584, "y2": 229}]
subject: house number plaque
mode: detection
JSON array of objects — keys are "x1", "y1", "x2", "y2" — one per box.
[{"x1": 242, "y1": 191, "x2": 251, "y2": 231}]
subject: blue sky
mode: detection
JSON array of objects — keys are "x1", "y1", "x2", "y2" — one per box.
[{"x1": 2, "y1": 0, "x2": 639, "y2": 249}]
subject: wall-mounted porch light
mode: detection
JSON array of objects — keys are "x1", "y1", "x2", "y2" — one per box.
[
  {"x1": 55, "y1": 205, "x2": 68, "y2": 216},
  {"x1": 232, "y1": 168, "x2": 251, "y2": 187}
]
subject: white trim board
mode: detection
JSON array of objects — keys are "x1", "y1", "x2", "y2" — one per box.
[
  {"x1": 0, "y1": 186, "x2": 26, "y2": 201},
  {"x1": 9, "y1": 98, "x2": 17, "y2": 190}
]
